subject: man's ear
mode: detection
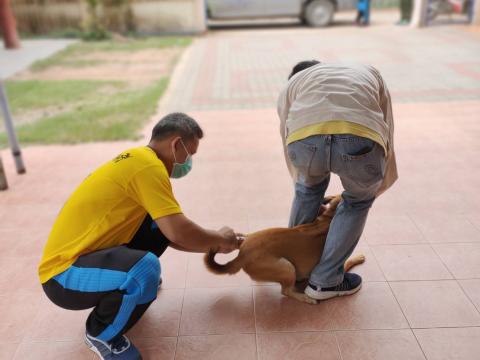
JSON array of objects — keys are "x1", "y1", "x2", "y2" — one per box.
[{"x1": 171, "y1": 136, "x2": 182, "y2": 149}]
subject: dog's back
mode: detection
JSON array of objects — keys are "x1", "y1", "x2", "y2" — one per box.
[{"x1": 204, "y1": 215, "x2": 332, "y2": 278}]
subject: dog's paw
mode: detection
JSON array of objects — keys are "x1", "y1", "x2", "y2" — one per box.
[
  {"x1": 302, "y1": 295, "x2": 318, "y2": 305},
  {"x1": 356, "y1": 254, "x2": 366, "y2": 263}
]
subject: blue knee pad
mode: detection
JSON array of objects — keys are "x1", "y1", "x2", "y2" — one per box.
[{"x1": 122, "y1": 252, "x2": 160, "y2": 304}]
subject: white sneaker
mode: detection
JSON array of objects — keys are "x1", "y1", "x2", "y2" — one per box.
[{"x1": 305, "y1": 273, "x2": 362, "y2": 300}]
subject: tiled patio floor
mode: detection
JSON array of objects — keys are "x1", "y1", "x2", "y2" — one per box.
[{"x1": 1, "y1": 13, "x2": 480, "y2": 360}]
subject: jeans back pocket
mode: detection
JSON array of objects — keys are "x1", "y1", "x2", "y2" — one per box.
[
  {"x1": 340, "y1": 137, "x2": 385, "y2": 188},
  {"x1": 287, "y1": 139, "x2": 317, "y2": 177}
]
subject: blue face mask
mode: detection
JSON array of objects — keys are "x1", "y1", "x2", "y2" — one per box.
[{"x1": 171, "y1": 139, "x2": 192, "y2": 179}]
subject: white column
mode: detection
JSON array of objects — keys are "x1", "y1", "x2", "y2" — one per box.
[{"x1": 410, "y1": 0, "x2": 429, "y2": 27}]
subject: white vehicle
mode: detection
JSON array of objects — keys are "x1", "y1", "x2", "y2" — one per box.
[{"x1": 206, "y1": 0, "x2": 354, "y2": 27}]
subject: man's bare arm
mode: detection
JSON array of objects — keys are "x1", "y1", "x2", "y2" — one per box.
[{"x1": 155, "y1": 213, "x2": 238, "y2": 253}]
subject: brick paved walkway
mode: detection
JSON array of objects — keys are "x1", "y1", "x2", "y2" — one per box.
[{"x1": 166, "y1": 24, "x2": 480, "y2": 111}]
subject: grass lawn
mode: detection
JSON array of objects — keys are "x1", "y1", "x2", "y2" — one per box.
[
  {"x1": 4, "y1": 80, "x2": 124, "y2": 112},
  {"x1": 30, "y1": 37, "x2": 192, "y2": 71},
  {"x1": 0, "y1": 37, "x2": 191, "y2": 148}
]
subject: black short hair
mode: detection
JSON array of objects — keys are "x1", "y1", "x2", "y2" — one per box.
[
  {"x1": 288, "y1": 60, "x2": 321, "y2": 80},
  {"x1": 150, "y1": 112, "x2": 204, "y2": 142}
]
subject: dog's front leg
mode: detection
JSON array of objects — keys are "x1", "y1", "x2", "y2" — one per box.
[
  {"x1": 282, "y1": 286, "x2": 318, "y2": 305},
  {"x1": 246, "y1": 257, "x2": 317, "y2": 304},
  {"x1": 274, "y1": 258, "x2": 317, "y2": 305}
]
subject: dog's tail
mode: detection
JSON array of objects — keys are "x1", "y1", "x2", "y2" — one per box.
[{"x1": 204, "y1": 249, "x2": 243, "y2": 275}]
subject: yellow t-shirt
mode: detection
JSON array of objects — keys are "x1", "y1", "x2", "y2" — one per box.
[{"x1": 38, "y1": 146, "x2": 182, "y2": 284}]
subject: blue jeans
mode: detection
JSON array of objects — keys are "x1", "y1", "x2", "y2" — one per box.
[{"x1": 287, "y1": 134, "x2": 385, "y2": 288}]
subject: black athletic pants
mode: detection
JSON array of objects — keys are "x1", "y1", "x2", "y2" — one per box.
[{"x1": 42, "y1": 215, "x2": 170, "y2": 342}]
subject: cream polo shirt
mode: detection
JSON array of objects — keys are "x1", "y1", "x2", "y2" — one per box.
[{"x1": 277, "y1": 63, "x2": 398, "y2": 196}]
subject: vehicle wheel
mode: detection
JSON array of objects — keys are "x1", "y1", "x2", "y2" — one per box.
[{"x1": 304, "y1": 0, "x2": 334, "y2": 27}]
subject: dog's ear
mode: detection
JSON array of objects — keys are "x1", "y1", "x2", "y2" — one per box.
[
  {"x1": 317, "y1": 195, "x2": 336, "y2": 217},
  {"x1": 317, "y1": 204, "x2": 328, "y2": 216},
  {"x1": 322, "y1": 195, "x2": 335, "y2": 204}
]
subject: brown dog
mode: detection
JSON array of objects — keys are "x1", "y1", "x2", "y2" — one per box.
[{"x1": 204, "y1": 195, "x2": 365, "y2": 304}]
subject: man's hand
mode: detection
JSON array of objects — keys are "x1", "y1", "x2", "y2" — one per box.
[
  {"x1": 218, "y1": 226, "x2": 244, "y2": 253},
  {"x1": 156, "y1": 214, "x2": 246, "y2": 254}
]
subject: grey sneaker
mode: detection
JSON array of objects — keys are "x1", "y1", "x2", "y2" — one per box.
[
  {"x1": 85, "y1": 332, "x2": 142, "y2": 360},
  {"x1": 305, "y1": 273, "x2": 362, "y2": 300}
]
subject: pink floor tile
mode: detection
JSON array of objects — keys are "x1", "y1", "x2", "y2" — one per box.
[
  {"x1": 0, "y1": 227, "x2": 49, "y2": 260},
  {"x1": 0, "y1": 204, "x2": 59, "y2": 230},
  {"x1": 25, "y1": 298, "x2": 90, "y2": 342},
  {"x1": 13, "y1": 340, "x2": 94, "y2": 360},
  {"x1": 0, "y1": 343, "x2": 20, "y2": 360},
  {"x1": 247, "y1": 218, "x2": 289, "y2": 234},
  {"x1": 179, "y1": 287, "x2": 255, "y2": 335},
  {"x1": 432, "y1": 243, "x2": 480, "y2": 279},
  {"x1": 176, "y1": 334, "x2": 256, "y2": 360},
  {"x1": 349, "y1": 245, "x2": 386, "y2": 282},
  {"x1": 459, "y1": 279, "x2": 480, "y2": 311},
  {"x1": 174, "y1": 173, "x2": 252, "y2": 225},
  {"x1": 254, "y1": 285, "x2": 332, "y2": 332},
  {"x1": 246, "y1": 199, "x2": 292, "y2": 224},
  {"x1": 329, "y1": 282, "x2": 409, "y2": 330},
  {"x1": 0, "y1": 292, "x2": 43, "y2": 343},
  {"x1": 0, "y1": 257, "x2": 43, "y2": 294},
  {"x1": 467, "y1": 213, "x2": 480, "y2": 232},
  {"x1": 411, "y1": 213, "x2": 480, "y2": 243},
  {"x1": 132, "y1": 337, "x2": 177, "y2": 360},
  {"x1": 159, "y1": 248, "x2": 188, "y2": 289},
  {"x1": 370, "y1": 191, "x2": 412, "y2": 216},
  {"x1": 407, "y1": 193, "x2": 472, "y2": 217},
  {"x1": 257, "y1": 331, "x2": 341, "y2": 360},
  {"x1": 364, "y1": 215, "x2": 426, "y2": 245},
  {"x1": 200, "y1": 219, "x2": 250, "y2": 238},
  {"x1": 390, "y1": 280, "x2": 480, "y2": 328},
  {"x1": 336, "y1": 329, "x2": 425, "y2": 360},
  {"x1": 371, "y1": 244, "x2": 452, "y2": 281},
  {"x1": 186, "y1": 253, "x2": 252, "y2": 288},
  {"x1": 414, "y1": 327, "x2": 480, "y2": 360},
  {"x1": 127, "y1": 289, "x2": 184, "y2": 339}
]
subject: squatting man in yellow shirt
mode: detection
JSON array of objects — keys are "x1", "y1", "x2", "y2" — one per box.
[
  {"x1": 38, "y1": 113, "x2": 242, "y2": 360},
  {"x1": 278, "y1": 61, "x2": 398, "y2": 301}
]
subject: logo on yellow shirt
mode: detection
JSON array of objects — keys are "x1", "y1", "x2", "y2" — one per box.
[{"x1": 113, "y1": 153, "x2": 132, "y2": 163}]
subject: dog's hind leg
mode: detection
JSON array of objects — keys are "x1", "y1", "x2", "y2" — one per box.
[
  {"x1": 344, "y1": 254, "x2": 366, "y2": 272},
  {"x1": 245, "y1": 257, "x2": 317, "y2": 305}
]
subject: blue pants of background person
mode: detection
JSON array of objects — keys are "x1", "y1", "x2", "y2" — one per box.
[
  {"x1": 288, "y1": 134, "x2": 385, "y2": 288},
  {"x1": 356, "y1": 0, "x2": 371, "y2": 25}
]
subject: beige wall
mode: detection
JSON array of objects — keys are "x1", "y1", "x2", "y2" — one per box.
[
  {"x1": 13, "y1": 2, "x2": 84, "y2": 33},
  {"x1": 13, "y1": 0, "x2": 206, "y2": 34},
  {"x1": 133, "y1": 0, "x2": 206, "y2": 33}
]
